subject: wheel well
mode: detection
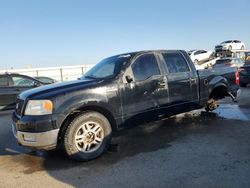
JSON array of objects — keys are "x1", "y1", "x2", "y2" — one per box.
[
  {"x1": 209, "y1": 85, "x2": 228, "y2": 100},
  {"x1": 57, "y1": 105, "x2": 117, "y2": 148}
]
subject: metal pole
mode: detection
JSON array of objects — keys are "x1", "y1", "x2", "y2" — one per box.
[
  {"x1": 60, "y1": 68, "x2": 63, "y2": 81},
  {"x1": 81, "y1": 67, "x2": 84, "y2": 75}
]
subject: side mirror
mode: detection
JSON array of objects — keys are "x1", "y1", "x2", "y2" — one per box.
[{"x1": 125, "y1": 75, "x2": 133, "y2": 83}]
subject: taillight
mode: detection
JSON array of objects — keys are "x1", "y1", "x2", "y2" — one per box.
[
  {"x1": 235, "y1": 68, "x2": 244, "y2": 85},
  {"x1": 235, "y1": 70, "x2": 240, "y2": 85}
]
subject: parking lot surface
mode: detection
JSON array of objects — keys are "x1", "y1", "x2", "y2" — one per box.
[{"x1": 0, "y1": 87, "x2": 250, "y2": 188}]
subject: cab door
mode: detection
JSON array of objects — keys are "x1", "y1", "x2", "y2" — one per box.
[{"x1": 120, "y1": 53, "x2": 168, "y2": 117}]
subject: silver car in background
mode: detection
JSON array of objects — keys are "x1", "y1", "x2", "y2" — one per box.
[
  {"x1": 215, "y1": 40, "x2": 246, "y2": 52},
  {"x1": 213, "y1": 57, "x2": 244, "y2": 68}
]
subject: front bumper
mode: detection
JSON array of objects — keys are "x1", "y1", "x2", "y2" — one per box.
[
  {"x1": 12, "y1": 123, "x2": 59, "y2": 150},
  {"x1": 12, "y1": 112, "x2": 63, "y2": 150}
]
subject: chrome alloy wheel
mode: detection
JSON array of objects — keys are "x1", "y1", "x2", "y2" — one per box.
[{"x1": 74, "y1": 121, "x2": 104, "y2": 153}]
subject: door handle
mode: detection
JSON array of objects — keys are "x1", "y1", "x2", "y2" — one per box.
[
  {"x1": 190, "y1": 78, "x2": 197, "y2": 85},
  {"x1": 158, "y1": 81, "x2": 166, "y2": 88}
]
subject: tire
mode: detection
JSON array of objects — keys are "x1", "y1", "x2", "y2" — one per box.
[
  {"x1": 241, "y1": 45, "x2": 244, "y2": 50},
  {"x1": 205, "y1": 98, "x2": 218, "y2": 112},
  {"x1": 194, "y1": 59, "x2": 199, "y2": 65},
  {"x1": 64, "y1": 111, "x2": 112, "y2": 161},
  {"x1": 228, "y1": 45, "x2": 232, "y2": 51},
  {"x1": 240, "y1": 82, "x2": 247, "y2": 87}
]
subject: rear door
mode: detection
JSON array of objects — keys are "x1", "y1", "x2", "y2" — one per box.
[
  {"x1": 0, "y1": 75, "x2": 15, "y2": 109},
  {"x1": 234, "y1": 40, "x2": 241, "y2": 49},
  {"x1": 199, "y1": 50, "x2": 209, "y2": 61},
  {"x1": 160, "y1": 51, "x2": 199, "y2": 107}
]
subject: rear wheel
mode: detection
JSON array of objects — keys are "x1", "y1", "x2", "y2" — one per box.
[
  {"x1": 228, "y1": 45, "x2": 232, "y2": 51},
  {"x1": 205, "y1": 99, "x2": 218, "y2": 112},
  {"x1": 64, "y1": 111, "x2": 112, "y2": 161}
]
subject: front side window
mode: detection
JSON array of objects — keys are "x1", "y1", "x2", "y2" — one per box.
[
  {"x1": 132, "y1": 54, "x2": 160, "y2": 81},
  {"x1": 0, "y1": 75, "x2": 8, "y2": 87},
  {"x1": 162, "y1": 52, "x2": 190, "y2": 73},
  {"x1": 12, "y1": 76, "x2": 35, "y2": 87}
]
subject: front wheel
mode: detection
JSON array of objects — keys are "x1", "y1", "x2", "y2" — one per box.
[{"x1": 64, "y1": 111, "x2": 112, "y2": 161}]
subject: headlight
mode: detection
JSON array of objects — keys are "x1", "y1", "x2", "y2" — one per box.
[{"x1": 25, "y1": 100, "x2": 53, "y2": 115}]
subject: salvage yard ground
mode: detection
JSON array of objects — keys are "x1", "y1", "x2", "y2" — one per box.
[{"x1": 0, "y1": 87, "x2": 250, "y2": 188}]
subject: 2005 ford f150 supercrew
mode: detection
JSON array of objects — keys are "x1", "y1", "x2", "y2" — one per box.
[{"x1": 12, "y1": 50, "x2": 239, "y2": 161}]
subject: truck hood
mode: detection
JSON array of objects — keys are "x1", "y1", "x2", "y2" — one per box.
[{"x1": 19, "y1": 78, "x2": 99, "y2": 100}]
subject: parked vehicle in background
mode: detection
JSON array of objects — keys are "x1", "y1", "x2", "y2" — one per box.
[
  {"x1": 244, "y1": 51, "x2": 250, "y2": 61},
  {"x1": 0, "y1": 73, "x2": 45, "y2": 110},
  {"x1": 213, "y1": 57, "x2": 244, "y2": 69},
  {"x1": 237, "y1": 60, "x2": 250, "y2": 87},
  {"x1": 188, "y1": 49, "x2": 214, "y2": 65},
  {"x1": 215, "y1": 40, "x2": 245, "y2": 52},
  {"x1": 34, "y1": 76, "x2": 57, "y2": 84},
  {"x1": 12, "y1": 50, "x2": 239, "y2": 161}
]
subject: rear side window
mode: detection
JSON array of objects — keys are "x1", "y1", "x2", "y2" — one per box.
[
  {"x1": 0, "y1": 75, "x2": 8, "y2": 86},
  {"x1": 132, "y1": 54, "x2": 160, "y2": 81},
  {"x1": 162, "y1": 52, "x2": 190, "y2": 73}
]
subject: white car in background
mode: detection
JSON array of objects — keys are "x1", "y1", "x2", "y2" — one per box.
[
  {"x1": 188, "y1": 49, "x2": 214, "y2": 65},
  {"x1": 215, "y1": 40, "x2": 246, "y2": 52}
]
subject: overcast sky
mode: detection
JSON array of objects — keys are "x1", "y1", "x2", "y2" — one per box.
[{"x1": 0, "y1": 0, "x2": 249, "y2": 69}]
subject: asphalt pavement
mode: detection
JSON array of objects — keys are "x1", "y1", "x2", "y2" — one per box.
[{"x1": 0, "y1": 87, "x2": 250, "y2": 188}]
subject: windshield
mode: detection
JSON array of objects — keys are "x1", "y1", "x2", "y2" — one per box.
[{"x1": 81, "y1": 55, "x2": 131, "y2": 79}]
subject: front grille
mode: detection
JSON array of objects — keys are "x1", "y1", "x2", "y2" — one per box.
[{"x1": 16, "y1": 99, "x2": 25, "y2": 116}]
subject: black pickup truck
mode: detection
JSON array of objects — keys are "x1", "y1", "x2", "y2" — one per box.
[{"x1": 12, "y1": 50, "x2": 239, "y2": 161}]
